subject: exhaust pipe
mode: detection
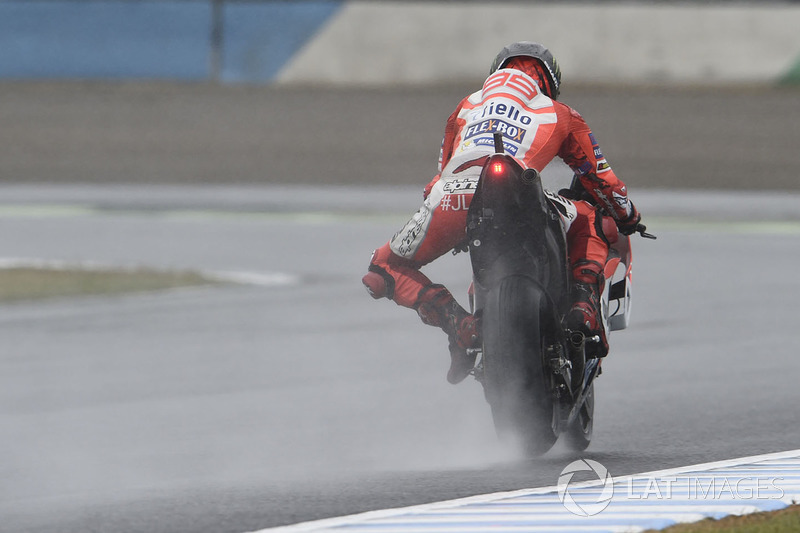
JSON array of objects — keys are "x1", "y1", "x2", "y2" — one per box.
[
  {"x1": 569, "y1": 330, "x2": 585, "y2": 350},
  {"x1": 521, "y1": 168, "x2": 540, "y2": 184}
]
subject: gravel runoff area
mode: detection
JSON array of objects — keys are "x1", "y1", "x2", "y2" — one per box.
[{"x1": 0, "y1": 81, "x2": 797, "y2": 190}]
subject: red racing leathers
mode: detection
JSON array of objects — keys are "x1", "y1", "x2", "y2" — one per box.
[{"x1": 363, "y1": 65, "x2": 639, "y2": 366}]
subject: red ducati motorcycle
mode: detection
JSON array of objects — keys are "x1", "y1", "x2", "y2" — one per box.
[{"x1": 466, "y1": 133, "x2": 654, "y2": 455}]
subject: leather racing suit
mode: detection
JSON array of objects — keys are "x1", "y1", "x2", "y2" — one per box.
[{"x1": 363, "y1": 65, "x2": 639, "y2": 377}]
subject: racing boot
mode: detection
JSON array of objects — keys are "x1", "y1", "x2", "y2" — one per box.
[
  {"x1": 415, "y1": 284, "x2": 481, "y2": 384},
  {"x1": 566, "y1": 261, "x2": 609, "y2": 358}
]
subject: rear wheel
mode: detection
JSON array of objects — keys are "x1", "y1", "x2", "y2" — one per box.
[{"x1": 481, "y1": 276, "x2": 559, "y2": 456}]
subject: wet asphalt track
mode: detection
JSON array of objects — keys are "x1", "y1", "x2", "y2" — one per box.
[
  {"x1": 2, "y1": 184, "x2": 800, "y2": 533},
  {"x1": 1, "y1": 83, "x2": 799, "y2": 532}
]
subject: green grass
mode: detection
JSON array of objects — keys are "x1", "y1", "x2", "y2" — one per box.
[
  {"x1": 779, "y1": 54, "x2": 800, "y2": 85},
  {"x1": 646, "y1": 504, "x2": 800, "y2": 532},
  {"x1": 0, "y1": 266, "x2": 219, "y2": 302}
]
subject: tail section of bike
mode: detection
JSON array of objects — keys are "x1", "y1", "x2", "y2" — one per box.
[{"x1": 467, "y1": 148, "x2": 571, "y2": 456}]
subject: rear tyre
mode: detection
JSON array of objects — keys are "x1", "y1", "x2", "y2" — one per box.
[{"x1": 481, "y1": 276, "x2": 559, "y2": 456}]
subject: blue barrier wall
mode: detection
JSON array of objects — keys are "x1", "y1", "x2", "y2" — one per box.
[
  {"x1": 0, "y1": 0, "x2": 342, "y2": 81},
  {"x1": 222, "y1": 2, "x2": 342, "y2": 83},
  {"x1": 0, "y1": 1, "x2": 210, "y2": 79}
]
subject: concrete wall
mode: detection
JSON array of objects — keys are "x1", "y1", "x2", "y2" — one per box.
[
  {"x1": 1, "y1": 1, "x2": 799, "y2": 86},
  {"x1": 277, "y1": 2, "x2": 800, "y2": 86}
]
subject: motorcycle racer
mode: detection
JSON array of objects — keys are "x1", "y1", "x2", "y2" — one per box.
[{"x1": 362, "y1": 42, "x2": 642, "y2": 384}]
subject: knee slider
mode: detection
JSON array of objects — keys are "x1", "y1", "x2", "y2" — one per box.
[
  {"x1": 362, "y1": 268, "x2": 393, "y2": 300},
  {"x1": 362, "y1": 272, "x2": 386, "y2": 299}
]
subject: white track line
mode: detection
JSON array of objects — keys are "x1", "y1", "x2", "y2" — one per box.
[
  {"x1": 203, "y1": 270, "x2": 299, "y2": 287},
  {"x1": 256, "y1": 449, "x2": 800, "y2": 533},
  {"x1": 0, "y1": 258, "x2": 299, "y2": 288}
]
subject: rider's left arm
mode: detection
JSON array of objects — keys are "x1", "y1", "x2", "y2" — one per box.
[{"x1": 556, "y1": 107, "x2": 636, "y2": 224}]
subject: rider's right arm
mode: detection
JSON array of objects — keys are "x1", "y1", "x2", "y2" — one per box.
[
  {"x1": 423, "y1": 173, "x2": 442, "y2": 200},
  {"x1": 438, "y1": 96, "x2": 470, "y2": 174},
  {"x1": 426, "y1": 97, "x2": 469, "y2": 200}
]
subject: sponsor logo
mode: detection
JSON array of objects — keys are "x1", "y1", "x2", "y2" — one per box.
[
  {"x1": 464, "y1": 119, "x2": 526, "y2": 143},
  {"x1": 392, "y1": 207, "x2": 429, "y2": 257},
  {"x1": 593, "y1": 188, "x2": 617, "y2": 215},
  {"x1": 588, "y1": 133, "x2": 603, "y2": 157},
  {"x1": 473, "y1": 136, "x2": 519, "y2": 155},
  {"x1": 467, "y1": 100, "x2": 533, "y2": 125},
  {"x1": 575, "y1": 160, "x2": 593, "y2": 176},
  {"x1": 613, "y1": 191, "x2": 630, "y2": 209},
  {"x1": 588, "y1": 132, "x2": 609, "y2": 172},
  {"x1": 442, "y1": 177, "x2": 478, "y2": 193}
]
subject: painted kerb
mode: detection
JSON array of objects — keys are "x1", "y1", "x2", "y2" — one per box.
[{"x1": 258, "y1": 449, "x2": 800, "y2": 532}]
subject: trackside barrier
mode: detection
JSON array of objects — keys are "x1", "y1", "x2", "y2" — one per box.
[
  {"x1": 1, "y1": 1, "x2": 799, "y2": 86},
  {"x1": 277, "y1": 2, "x2": 800, "y2": 87}
]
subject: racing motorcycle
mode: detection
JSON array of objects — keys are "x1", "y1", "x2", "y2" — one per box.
[{"x1": 465, "y1": 133, "x2": 654, "y2": 456}]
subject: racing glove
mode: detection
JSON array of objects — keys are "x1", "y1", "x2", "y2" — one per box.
[{"x1": 617, "y1": 203, "x2": 642, "y2": 236}]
